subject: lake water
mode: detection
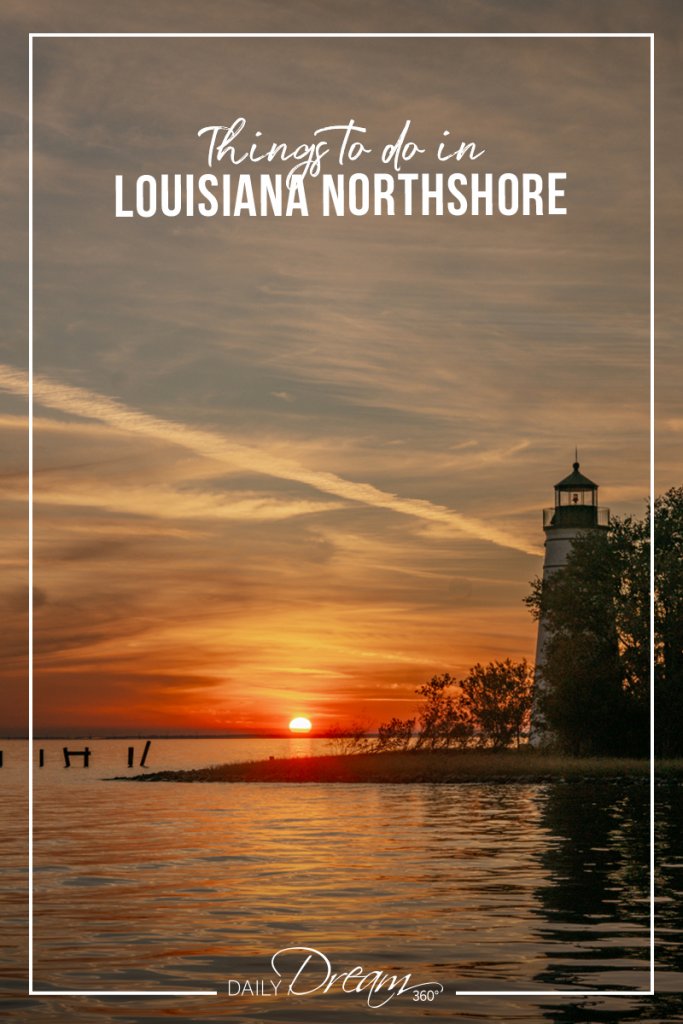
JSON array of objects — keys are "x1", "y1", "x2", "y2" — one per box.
[{"x1": 0, "y1": 738, "x2": 681, "y2": 1022}]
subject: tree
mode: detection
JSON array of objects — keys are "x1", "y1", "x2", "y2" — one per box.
[
  {"x1": 655, "y1": 487, "x2": 683, "y2": 756},
  {"x1": 374, "y1": 717, "x2": 415, "y2": 751},
  {"x1": 459, "y1": 659, "x2": 534, "y2": 749},
  {"x1": 413, "y1": 674, "x2": 473, "y2": 750},
  {"x1": 525, "y1": 514, "x2": 649, "y2": 756},
  {"x1": 324, "y1": 722, "x2": 370, "y2": 755}
]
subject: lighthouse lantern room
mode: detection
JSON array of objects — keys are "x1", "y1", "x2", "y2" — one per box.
[{"x1": 543, "y1": 461, "x2": 610, "y2": 530}]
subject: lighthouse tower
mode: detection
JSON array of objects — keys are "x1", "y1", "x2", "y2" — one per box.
[{"x1": 529, "y1": 457, "x2": 610, "y2": 744}]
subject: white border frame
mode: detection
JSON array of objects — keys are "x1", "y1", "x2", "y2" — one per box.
[{"x1": 28, "y1": 29, "x2": 655, "y2": 999}]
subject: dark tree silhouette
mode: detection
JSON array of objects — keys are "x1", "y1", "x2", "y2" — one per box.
[
  {"x1": 374, "y1": 717, "x2": 415, "y2": 751},
  {"x1": 413, "y1": 674, "x2": 473, "y2": 750},
  {"x1": 459, "y1": 659, "x2": 534, "y2": 749},
  {"x1": 525, "y1": 504, "x2": 657, "y2": 756},
  {"x1": 655, "y1": 487, "x2": 683, "y2": 756}
]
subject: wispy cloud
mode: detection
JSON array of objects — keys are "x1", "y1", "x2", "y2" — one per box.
[
  {"x1": 7, "y1": 477, "x2": 344, "y2": 523},
  {"x1": 1, "y1": 364, "x2": 540, "y2": 554}
]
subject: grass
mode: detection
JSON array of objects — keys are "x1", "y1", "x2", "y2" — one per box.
[{"x1": 120, "y1": 748, "x2": 683, "y2": 784}]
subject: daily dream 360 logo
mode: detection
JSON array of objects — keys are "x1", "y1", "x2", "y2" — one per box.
[{"x1": 225, "y1": 946, "x2": 443, "y2": 1009}]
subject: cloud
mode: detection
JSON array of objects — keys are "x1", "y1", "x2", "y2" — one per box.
[
  {"x1": 0, "y1": 364, "x2": 541, "y2": 554},
  {"x1": 6, "y1": 476, "x2": 344, "y2": 523}
]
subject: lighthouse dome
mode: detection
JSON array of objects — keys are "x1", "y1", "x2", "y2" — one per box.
[{"x1": 555, "y1": 462, "x2": 598, "y2": 491}]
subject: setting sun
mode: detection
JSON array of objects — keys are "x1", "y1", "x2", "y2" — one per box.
[{"x1": 289, "y1": 716, "x2": 312, "y2": 733}]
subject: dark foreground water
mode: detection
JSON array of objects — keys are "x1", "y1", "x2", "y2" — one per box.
[{"x1": 0, "y1": 739, "x2": 681, "y2": 1022}]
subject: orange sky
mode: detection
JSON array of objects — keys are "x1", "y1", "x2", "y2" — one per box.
[{"x1": 0, "y1": 16, "x2": 670, "y2": 737}]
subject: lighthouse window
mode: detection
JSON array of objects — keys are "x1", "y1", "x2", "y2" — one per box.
[{"x1": 558, "y1": 489, "x2": 596, "y2": 507}]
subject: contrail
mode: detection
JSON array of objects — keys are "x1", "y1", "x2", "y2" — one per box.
[{"x1": 0, "y1": 363, "x2": 541, "y2": 555}]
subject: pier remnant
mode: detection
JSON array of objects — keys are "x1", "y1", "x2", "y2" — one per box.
[{"x1": 63, "y1": 746, "x2": 91, "y2": 767}]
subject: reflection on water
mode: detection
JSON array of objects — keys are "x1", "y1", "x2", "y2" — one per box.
[
  {"x1": 532, "y1": 783, "x2": 655, "y2": 997},
  {"x1": 0, "y1": 740, "x2": 680, "y2": 1022}
]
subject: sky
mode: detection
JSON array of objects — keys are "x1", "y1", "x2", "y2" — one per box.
[{"x1": 1, "y1": 1, "x2": 679, "y2": 737}]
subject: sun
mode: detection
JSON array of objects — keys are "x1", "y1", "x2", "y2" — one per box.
[{"x1": 289, "y1": 716, "x2": 312, "y2": 733}]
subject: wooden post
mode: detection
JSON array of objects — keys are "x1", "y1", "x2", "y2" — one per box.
[
  {"x1": 63, "y1": 747, "x2": 91, "y2": 767},
  {"x1": 127, "y1": 746, "x2": 135, "y2": 768},
  {"x1": 39, "y1": 748, "x2": 45, "y2": 767},
  {"x1": 139, "y1": 740, "x2": 151, "y2": 767}
]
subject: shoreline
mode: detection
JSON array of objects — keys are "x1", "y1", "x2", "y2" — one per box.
[{"x1": 115, "y1": 750, "x2": 682, "y2": 785}]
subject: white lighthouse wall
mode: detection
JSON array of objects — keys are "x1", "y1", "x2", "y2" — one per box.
[{"x1": 541, "y1": 527, "x2": 582, "y2": 574}]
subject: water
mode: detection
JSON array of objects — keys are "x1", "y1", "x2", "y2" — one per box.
[{"x1": 0, "y1": 739, "x2": 681, "y2": 1022}]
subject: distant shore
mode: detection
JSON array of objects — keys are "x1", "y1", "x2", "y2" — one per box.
[{"x1": 118, "y1": 749, "x2": 682, "y2": 784}]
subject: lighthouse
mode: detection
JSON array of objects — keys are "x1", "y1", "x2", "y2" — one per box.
[{"x1": 529, "y1": 457, "x2": 610, "y2": 744}]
